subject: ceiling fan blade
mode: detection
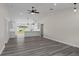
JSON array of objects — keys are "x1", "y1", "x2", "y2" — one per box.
[
  {"x1": 27, "y1": 6, "x2": 39, "y2": 14},
  {"x1": 35, "y1": 12, "x2": 39, "y2": 13}
]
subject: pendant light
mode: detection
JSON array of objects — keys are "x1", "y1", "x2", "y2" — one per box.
[{"x1": 73, "y1": 3, "x2": 77, "y2": 12}]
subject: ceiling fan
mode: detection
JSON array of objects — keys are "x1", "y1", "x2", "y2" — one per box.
[{"x1": 27, "y1": 6, "x2": 39, "y2": 14}]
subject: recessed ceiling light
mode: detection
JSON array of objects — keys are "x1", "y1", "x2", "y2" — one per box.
[{"x1": 54, "y1": 3, "x2": 56, "y2": 6}]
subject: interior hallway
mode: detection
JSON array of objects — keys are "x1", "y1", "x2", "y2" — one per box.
[{"x1": 1, "y1": 36, "x2": 79, "y2": 56}]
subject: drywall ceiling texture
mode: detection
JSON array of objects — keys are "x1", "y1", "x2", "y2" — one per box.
[
  {"x1": 40, "y1": 6, "x2": 79, "y2": 48},
  {"x1": 5, "y1": 3, "x2": 73, "y2": 21},
  {"x1": 5, "y1": 3, "x2": 74, "y2": 31}
]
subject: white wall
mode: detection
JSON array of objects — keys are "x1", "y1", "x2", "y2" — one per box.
[
  {"x1": 0, "y1": 4, "x2": 9, "y2": 54},
  {"x1": 40, "y1": 8, "x2": 79, "y2": 48}
]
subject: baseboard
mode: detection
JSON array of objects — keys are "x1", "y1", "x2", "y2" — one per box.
[
  {"x1": 0, "y1": 44, "x2": 5, "y2": 55},
  {"x1": 44, "y1": 34, "x2": 79, "y2": 48}
]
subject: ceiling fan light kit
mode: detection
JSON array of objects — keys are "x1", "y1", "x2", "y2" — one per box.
[
  {"x1": 30, "y1": 12, "x2": 35, "y2": 15},
  {"x1": 27, "y1": 6, "x2": 39, "y2": 15}
]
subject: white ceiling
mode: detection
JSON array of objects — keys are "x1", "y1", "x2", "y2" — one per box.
[{"x1": 5, "y1": 3, "x2": 79, "y2": 21}]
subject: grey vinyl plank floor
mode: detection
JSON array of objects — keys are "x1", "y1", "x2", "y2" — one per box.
[{"x1": 1, "y1": 36, "x2": 79, "y2": 56}]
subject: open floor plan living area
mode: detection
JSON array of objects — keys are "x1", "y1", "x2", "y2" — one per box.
[{"x1": 1, "y1": 3, "x2": 79, "y2": 56}]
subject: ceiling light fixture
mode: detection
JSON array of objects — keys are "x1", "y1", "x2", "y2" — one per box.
[
  {"x1": 31, "y1": 12, "x2": 35, "y2": 15},
  {"x1": 54, "y1": 3, "x2": 56, "y2": 6},
  {"x1": 73, "y1": 3, "x2": 77, "y2": 12},
  {"x1": 74, "y1": 8, "x2": 77, "y2": 12},
  {"x1": 27, "y1": 6, "x2": 39, "y2": 15}
]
